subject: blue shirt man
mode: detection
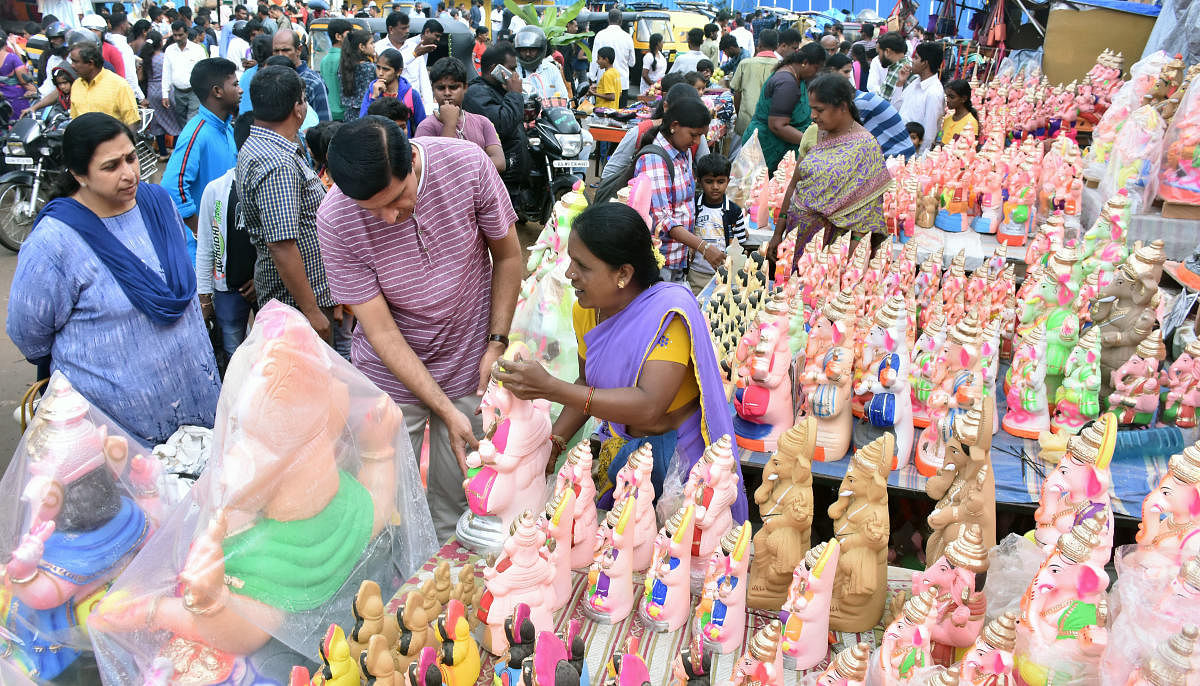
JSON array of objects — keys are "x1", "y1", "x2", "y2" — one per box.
[
  {"x1": 162, "y1": 58, "x2": 242, "y2": 263},
  {"x1": 273, "y1": 28, "x2": 331, "y2": 121}
]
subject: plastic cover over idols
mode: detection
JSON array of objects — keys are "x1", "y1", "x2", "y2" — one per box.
[
  {"x1": 0, "y1": 372, "x2": 178, "y2": 682},
  {"x1": 89, "y1": 300, "x2": 438, "y2": 685}
]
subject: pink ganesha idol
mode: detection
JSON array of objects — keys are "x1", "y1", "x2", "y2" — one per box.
[
  {"x1": 1014, "y1": 513, "x2": 1110, "y2": 686},
  {"x1": 684, "y1": 435, "x2": 738, "y2": 564},
  {"x1": 638, "y1": 504, "x2": 695, "y2": 633},
  {"x1": 611, "y1": 443, "x2": 656, "y2": 572},
  {"x1": 854, "y1": 294, "x2": 914, "y2": 470},
  {"x1": 3, "y1": 375, "x2": 166, "y2": 681},
  {"x1": 477, "y1": 510, "x2": 556, "y2": 655},
  {"x1": 959, "y1": 611, "x2": 1019, "y2": 686},
  {"x1": 1136, "y1": 440, "x2": 1200, "y2": 568},
  {"x1": 582, "y1": 497, "x2": 636, "y2": 624},
  {"x1": 801, "y1": 288, "x2": 857, "y2": 463},
  {"x1": 778, "y1": 538, "x2": 839, "y2": 671},
  {"x1": 910, "y1": 524, "x2": 989, "y2": 649},
  {"x1": 1033, "y1": 413, "x2": 1117, "y2": 556},
  {"x1": 876, "y1": 588, "x2": 942, "y2": 685},
  {"x1": 702, "y1": 524, "x2": 752, "y2": 655},
  {"x1": 733, "y1": 298, "x2": 794, "y2": 452},
  {"x1": 553, "y1": 441, "x2": 599, "y2": 570},
  {"x1": 459, "y1": 354, "x2": 552, "y2": 550}
]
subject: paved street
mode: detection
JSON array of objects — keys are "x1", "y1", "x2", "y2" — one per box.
[{"x1": 0, "y1": 249, "x2": 30, "y2": 472}]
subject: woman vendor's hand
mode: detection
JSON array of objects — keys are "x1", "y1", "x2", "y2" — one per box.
[
  {"x1": 766, "y1": 234, "x2": 781, "y2": 270},
  {"x1": 491, "y1": 357, "x2": 557, "y2": 401}
]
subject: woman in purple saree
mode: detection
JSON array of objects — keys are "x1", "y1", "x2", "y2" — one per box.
[{"x1": 494, "y1": 203, "x2": 748, "y2": 522}]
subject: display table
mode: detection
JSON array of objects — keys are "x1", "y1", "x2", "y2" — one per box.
[{"x1": 387, "y1": 539, "x2": 918, "y2": 685}]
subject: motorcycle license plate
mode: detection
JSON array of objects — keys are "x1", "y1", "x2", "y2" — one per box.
[
  {"x1": 5, "y1": 156, "x2": 32, "y2": 165},
  {"x1": 552, "y1": 160, "x2": 589, "y2": 170}
]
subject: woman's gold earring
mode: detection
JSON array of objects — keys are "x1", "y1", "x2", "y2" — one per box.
[{"x1": 618, "y1": 280, "x2": 626, "y2": 288}]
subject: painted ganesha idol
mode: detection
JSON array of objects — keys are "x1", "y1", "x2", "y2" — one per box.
[
  {"x1": 1, "y1": 374, "x2": 168, "y2": 682},
  {"x1": 87, "y1": 301, "x2": 437, "y2": 686}
]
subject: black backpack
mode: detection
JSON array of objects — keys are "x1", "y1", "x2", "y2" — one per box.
[{"x1": 593, "y1": 144, "x2": 676, "y2": 204}]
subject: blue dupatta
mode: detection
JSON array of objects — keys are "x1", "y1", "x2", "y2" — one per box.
[
  {"x1": 34, "y1": 183, "x2": 196, "y2": 325},
  {"x1": 583, "y1": 282, "x2": 747, "y2": 522}
]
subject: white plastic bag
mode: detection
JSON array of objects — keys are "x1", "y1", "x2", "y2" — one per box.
[{"x1": 729, "y1": 129, "x2": 767, "y2": 210}]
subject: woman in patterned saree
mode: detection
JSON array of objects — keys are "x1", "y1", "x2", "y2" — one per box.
[{"x1": 767, "y1": 72, "x2": 892, "y2": 268}]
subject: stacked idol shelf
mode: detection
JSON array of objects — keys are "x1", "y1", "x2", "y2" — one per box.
[{"x1": 287, "y1": 187, "x2": 1199, "y2": 684}]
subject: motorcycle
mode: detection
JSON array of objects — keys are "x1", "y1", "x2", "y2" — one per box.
[
  {"x1": 517, "y1": 94, "x2": 589, "y2": 226},
  {"x1": 0, "y1": 108, "x2": 159, "y2": 252}
]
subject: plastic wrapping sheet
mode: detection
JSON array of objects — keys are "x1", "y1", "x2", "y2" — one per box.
[
  {"x1": 1159, "y1": 76, "x2": 1200, "y2": 205},
  {"x1": 1084, "y1": 51, "x2": 1172, "y2": 178},
  {"x1": 89, "y1": 300, "x2": 438, "y2": 685},
  {"x1": 982, "y1": 533, "x2": 1043, "y2": 623},
  {"x1": 1142, "y1": 0, "x2": 1200, "y2": 65},
  {"x1": 0, "y1": 372, "x2": 181, "y2": 683},
  {"x1": 1099, "y1": 544, "x2": 1200, "y2": 685},
  {"x1": 728, "y1": 129, "x2": 766, "y2": 211},
  {"x1": 1099, "y1": 104, "x2": 1167, "y2": 212}
]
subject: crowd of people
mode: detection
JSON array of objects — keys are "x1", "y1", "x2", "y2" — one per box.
[{"x1": 4, "y1": 2, "x2": 977, "y2": 543}]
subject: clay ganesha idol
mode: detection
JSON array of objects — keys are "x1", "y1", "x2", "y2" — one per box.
[
  {"x1": 464, "y1": 369, "x2": 553, "y2": 529},
  {"x1": 828, "y1": 434, "x2": 893, "y2": 632},
  {"x1": 801, "y1": 288, "x2": 857, "y2": 462},
  {"x1": 779, "y1": 539, "x2": 839, "y2": 671},
  {"x1": 3, "y1": 375, "x2": 167, "y2": 681},
  {"x1": 1137, "y1": 439, "x2": 1200, "y2": 566},
  {"x1": 911, "y1": 524, "x2": 989, "y2": 649},
  {"x1": 90, "y1": 301, "x2": 433, "y2": 683},
  {"x1": 639, "y1": 505, "x2": 695, "y2": 632},
  {"x1": 747, "y1": 417, "x2": 815, "y2": 610}
]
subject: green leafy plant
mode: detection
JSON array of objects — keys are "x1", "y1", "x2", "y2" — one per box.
[{"x1": 503, "y1": 0, "x2": 595, "y2": 58}]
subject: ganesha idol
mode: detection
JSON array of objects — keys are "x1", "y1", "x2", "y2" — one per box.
[
  {"x1": 854, "y1": 295, "x2": 914, "y2": 470},
  {"x1": 1163, "y1": 339, "x2": 1200, "y2": 429},
  {"x1": 778, "y1": 539, "x2": 839, "y2": 671},
  {"x1": 458, "y1": 357, "x2": 553, "y2": 552},
  {"x1": 639, "y1": 504, "x2": 695, "y2": 633},
  {"x1": 1137, "y1": 440, "x2": 1200, "y2": 567},
  {"x1": 733, "y1": 298, "x2": 793, "y2": 452},
  {"x1": 800, "y1": 288, "x2": 857, "y2": 463},
  {"x1": 1033, "y1": 413, "x2": 1116, "y2": 557},
  {"x1": 89, "y1": 301, "x2": 437, "y2": 686},
  {"x1": 911, "y1": 524, "x2": 989, "y2": 649},
  {"x1": 1015, "y1": 514, "x2": 1110, "y2": 686},
  {"x1": 0, "y1": 375, "x2": 168, "y2": 681}
]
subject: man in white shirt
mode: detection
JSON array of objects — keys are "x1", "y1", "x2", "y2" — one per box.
[
  {"x1": 668, "y1": 28, "x2": 706, "y2": 74},
  {"x1": 731, "y1": 18, "x2": 754, "y2": 58},
  {"x1": 374, "y1": 11, "x2": 409, "y2": 57},
  {"x1": 106, "y1": 13, "x2": 146, "y2": 102},
  {"x1": 892, "y1": 41, "x2": 944, "y2": 154},
  {"x1": 163, "y1": 19, "x2": 209, "y2": 128},
  {"x1": 400, "y1": 19, "x2": 442, "y2": 115},
  {"x1": 588, "y1": 8, "x2": 633, "y2": 97}
]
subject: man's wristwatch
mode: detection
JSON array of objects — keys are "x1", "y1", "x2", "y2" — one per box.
[{"x1": 487, "y1": 333, "x2": 509, "y2": 347}]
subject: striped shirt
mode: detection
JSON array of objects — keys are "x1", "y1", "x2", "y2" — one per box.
[
  {"x1": 856, "y1": 90, "x2": 916, "y2": 159},
  {"x1": 237, "y1": 125, "x2": 333, "y2": 309},
  {"x1": 634, "y1": 132, "x2": 696, "y2": 271},
  {"x1": 315, "y1": 137, "x2": 517, "y2": 404}
]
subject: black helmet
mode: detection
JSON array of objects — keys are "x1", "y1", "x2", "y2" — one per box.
[
  {"x1": 231, "y1": 19, "x2": 248, "y2": 39},
  {"x1": 45, "y1": 21, "x2": 68, "y2": 38},
  {"x1": 514, "y1": 25, "x2": 546, "y2": 71}
]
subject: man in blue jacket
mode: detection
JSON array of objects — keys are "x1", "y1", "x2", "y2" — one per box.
[{"x1": 163, "y1": 57, "x2": 242, "y2": 264}]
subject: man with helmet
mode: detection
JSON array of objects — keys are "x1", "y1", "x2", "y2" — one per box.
[
  {"x1": 513, "y1": 26, "x2": 566, "y2": 106},
  {"x1": 513, "y1": 25, "x2": 593, "y2": 164},
  {"x1": 35, "y1": 21, "x2": 68, "y2": 87}
]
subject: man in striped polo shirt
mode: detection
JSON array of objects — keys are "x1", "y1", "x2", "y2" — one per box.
[{"x1": 317, "y1": 116, "x2": 522, "y2": 542}]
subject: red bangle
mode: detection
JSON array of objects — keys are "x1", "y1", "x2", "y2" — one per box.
[{"x1": 584, "y1": 386, "x2": 595, "y2": 415}]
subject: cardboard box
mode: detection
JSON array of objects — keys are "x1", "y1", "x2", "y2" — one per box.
[
  {"x1": 1162, "y1": 201, "x2": 1200, "y2": 220},
  {"x1": 1042, "y1": 6, "x2": 1155, "y2": 84}
]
